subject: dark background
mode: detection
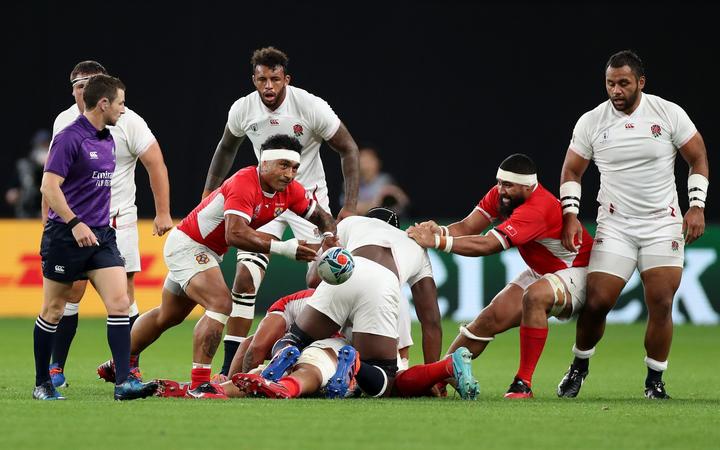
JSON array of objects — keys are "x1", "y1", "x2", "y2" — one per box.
[{"x1": 6, "y1": 1, "x2": 719, "y2": 221}]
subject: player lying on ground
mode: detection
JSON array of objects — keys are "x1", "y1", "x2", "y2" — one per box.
[
  {"x1": 267, "y1": 208, "x2": 479, "y2": 399},
  {"x1": 96, "y1": 134, "x2": 336, "y2": 398},
  {"x1": 407, "y1": 153, "x2": 593, "y2": 398}
]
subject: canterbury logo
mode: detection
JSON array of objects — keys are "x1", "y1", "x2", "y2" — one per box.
[{"x1": 54, "y1": 265, "x2": 65, "y2": 274}]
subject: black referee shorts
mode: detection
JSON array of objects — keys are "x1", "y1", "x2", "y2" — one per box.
[{"x1": 40, "y1": 220, "x2": 125, "y2": 283}]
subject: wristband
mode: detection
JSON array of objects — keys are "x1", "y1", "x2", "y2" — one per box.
[
  {"x1": 560, "y1": 181, "x2": 581, "y2": 215},
  {"x1": 269, "y1": 238, "x2": 300, "y2": 259},
  {"x1": 439, "y1": 225, "x2": 449, "y2": 236},
  {"x1": 434, "y1": 235, "x2": 454, "y2": 253},
  {"x1": 67, "y1": 217, "x2": 81, "y2": 229},
  {"x1": 688, "y1": 174, "x2": 708, "y2": 209}
]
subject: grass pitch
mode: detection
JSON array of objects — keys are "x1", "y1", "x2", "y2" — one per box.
[{"x1": 0, "y1": 318, "x2": 718, "y2": 449}]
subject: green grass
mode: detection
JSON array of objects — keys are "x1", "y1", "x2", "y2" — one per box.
[{"x1": 0, "y1": 319, "x2": 718, "y2": 449}]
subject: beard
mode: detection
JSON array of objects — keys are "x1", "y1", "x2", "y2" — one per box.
[{"x1": 498, "y1": 195, "x2": 524, "y2": 218}]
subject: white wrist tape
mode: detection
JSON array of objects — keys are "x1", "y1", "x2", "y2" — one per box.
[
  {"x1": 688, "y1": 174, "x2": 708, "y2": 208},
  {"x1": 434, "y1": 235, "x2": 454, "y2": 253},
  {"x1": 439, "y1": 225, "x2": 449, "y2": 236},
  {"x1": 270, "y1": 238, "x2": 300, "y2": 259},
  {"x1": 560, "y1": 181, "x2": 582, "y2": 215}
]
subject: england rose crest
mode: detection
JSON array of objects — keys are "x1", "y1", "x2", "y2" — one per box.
[
  {"x1": 651, "y1": 124, "x2": 662, "y2": 137},
  {"x1": 293, "y1": 123, "x2": 304, "y2": 137}
]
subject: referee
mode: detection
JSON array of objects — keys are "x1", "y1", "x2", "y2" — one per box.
[{"x1": 33, "y1": 74, "x2": 157, "y2": 401}]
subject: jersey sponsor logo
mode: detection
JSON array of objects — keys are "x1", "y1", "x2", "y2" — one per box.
[
  {"x1": 293, "y1": 123, "x2": 304, "y2": 137},
  {"x1": 54, "y1": 265, "x2": 65, "y2": 274},
  {"x1": 270, "y1": 119, "x2": 280, "y2": 126},
  {"x1": 250, "y1": 123, "x2": 258, "y2": 132},
  {"x1": 504, "y1": 224, "x2": 517, "y2": 237},
  {"x1": 595, "y1": 238, "x2": 603, "y2": 245},
  {"x1": 651, "y1": 124, "x2": 662, "y2": 137},
  {"x1": 274, "y1": 206, "x2": 284, "y2": 217},
  {"x1": 252, "y1": 205, "x2": 262, "y2": 220},
  {"x1": 671, "y1": 241, "x2": 680, "y2": 252},
  {"x1": 624, "y1": 123, "x2": 635, "y2": 129},
  {"x1": 195, "y1": 252, "x2": 210, "y2": 265},
  {"x1": 601, "y1": 128, "x2": 610, "y2": 143},
  {"x1": 89, "y1": 151, "x2": 98, "y2": 159}
]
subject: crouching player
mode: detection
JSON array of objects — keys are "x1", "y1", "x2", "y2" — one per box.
[
  {"x1": 97, "y1": 135, "x2": 336, "y2": 398},
  {"x1": 407, "y1": 153, "x2": 593, "y2": 398}
]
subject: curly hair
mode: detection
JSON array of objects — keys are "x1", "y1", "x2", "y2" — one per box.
[{"x1": 251, "y1": 47, "x2": 289, "y2": 74}]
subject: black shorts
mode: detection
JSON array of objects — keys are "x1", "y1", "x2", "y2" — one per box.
[{"x1": 40, "y1": 220, "x2": 125, "y2": 283}]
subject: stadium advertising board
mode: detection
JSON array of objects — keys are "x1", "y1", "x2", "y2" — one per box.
[{"x1": 2, "y1": 220, "x2": 719, "y2": 324}]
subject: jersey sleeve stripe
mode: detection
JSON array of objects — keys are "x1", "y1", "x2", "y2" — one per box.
[
  {"x1": 489, "y1": 229, "x2": 510, "y2": 250},
  {"x1": 224, "y1": 210, "x2": 252, "y2": 222},
  {"x1": 302, "y1": 200, "x2": 317, "y2": 220},
  {"x1": 475, "y1": 206, "x2": 494, "y2": 221}
]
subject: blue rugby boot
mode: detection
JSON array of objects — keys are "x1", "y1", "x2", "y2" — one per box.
[
  {"x1": 326, "y1": 345, "x2": 360, "y2": 399},
  {"x1": 49, "y1": 362, "x2": 67, "y2": 388},
  {"x1": 33, "y1": 381, "x2": 66, "y2": 400},
  {"x1": 451, "y1": 347, "x2": 479, "y2": 400},
  {"x1": 262, "y1": 346, "x2": 300, "y2": 381},
  {"x1": 114, "y1": 377, "x2": 158, "y2": 401}
]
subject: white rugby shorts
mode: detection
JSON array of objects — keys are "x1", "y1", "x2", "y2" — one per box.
[
  {"x1": 308, "y1": 256, "x2": 401, "y2": 339},
  {"x1": 110, "y1": 208, "x2": 141, "y2": 273},
  {"x1": 510, "y1": 267, "x2": 588, "y2": 318},
  {"x1": 589, "y1": 205, "x2": 684, "y2": 281},
  {"x1": 162, "y1": 228, "x2": 223, "y2": 293}
]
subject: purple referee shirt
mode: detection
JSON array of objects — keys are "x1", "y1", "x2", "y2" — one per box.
[{"x1": 45, "y1": 115, "x2": 116, "y2": 227}]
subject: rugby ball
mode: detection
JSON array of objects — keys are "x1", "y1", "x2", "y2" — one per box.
[{"x1": 317, "y1": 247, "x2": 355, "y2": 285}]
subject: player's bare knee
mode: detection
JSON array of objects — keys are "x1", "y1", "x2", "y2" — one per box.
[
  {"x1": 646, "y1": 296, "x2": 674, "y2": 319},
  {"x1": 522, "y1": 286, "x2": 554, "y2": 314},
  {"x1": 105, "y1": 294, "x2": 130, "y2": 316}
]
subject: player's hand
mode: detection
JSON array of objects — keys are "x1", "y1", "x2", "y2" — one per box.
[
  {"x1": 295, "y1": 240, "x2": 319, "y2": 262},
  {"x1": 417, "y1": 220, "x2": 441, "y2": 234},
  {"x1": 682, "y1": 206, "x2": 705, "y2": 245},
  {"x1": 335, "y1": 206, "x2": 357, "y2": 224},
  {"x1": 561, "y1": 214, "x2": 583, "y2": 253},
  {"x1": 72, "y1": 222, "x2": 98, "y2": 247},
  {"x1": 320, "y1": 233, "x2": 340, "y2": 252},
  {"x1": 153, "y1": 213, "x2": 174, "y2": 236},
  {"x1": 407, "y1": 225, "x2": 435, "y2": 248}
]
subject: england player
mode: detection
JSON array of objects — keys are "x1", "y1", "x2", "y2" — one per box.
[
  {"x1": 35, "y1": 74, "x2": 157, "y2": 401},
  {"x1": 99, "y1": 135, "x2": 336, "y2": 398},
  {"x1": 45, "y1": 60, "x2": 172, "y2": 388},
  {"x1": 265, "y1": 208, "x2": 471, "y2": 399},
  {"x1": 201, "y1": 47, "x2": 360, "y2": 376},
  {"x1": 407, "y1": 154, "x2": 593, "y2": 398},
  {"x1": 555, "y1": 50, "x2": 709, "y2": 399}
]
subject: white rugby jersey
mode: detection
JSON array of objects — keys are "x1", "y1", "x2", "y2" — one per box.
[
  {"x1": 226, "y1": 85, "x2": 341, "y2": 204},
  {"x1": 336, "y1": 216, "x2": 433, "y2": 287},
  {"x1": 52, "y1": 104, "x2": 156, "y2": 221},
  {"x1": 569, "y1": 93, "x2": 697, "y2": 217}
]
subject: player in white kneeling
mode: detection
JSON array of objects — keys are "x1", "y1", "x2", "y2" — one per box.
[
  {"x1": 200, "y1": 47, "x2": 360, "y2": 378},
  {"x1": 46, "y1": 61, "x2": 172, "y2": 388},
  {"x1": 556, "y1": 50, "x2": 709, "y2": 399}
]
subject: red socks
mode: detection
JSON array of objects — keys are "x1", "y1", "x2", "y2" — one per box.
[
  {"x1": 393, "y1": 358, "x2": 454, "y2": 397},
  {"x1": 278, "y1": 376, "x2": 301, "y2": 398},
  {"x1": 516, "y1": 326, "x2": 549, "y2": 386},
  {"x1": 191, "y1": 367, "x2": 211, "y2": 389}
]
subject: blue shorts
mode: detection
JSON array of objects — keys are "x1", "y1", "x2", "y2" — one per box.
[{"x1": 40, "y1": 220, "x2": 125, "y2": 283}]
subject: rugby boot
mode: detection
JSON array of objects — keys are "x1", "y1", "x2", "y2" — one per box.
[
  {"x1": 49, "y1": 362, "x2": 67, "y2": 388},
  {"x1": 32, "y1": 381, "x2": 66, "y2": 400},
  {"x1": 186, "y1": 382, "x2": 228, "y2": 399},
  {"x1": 645, "y1": 380, "x2": 671, "y2": 399},
  {"x1": 504, "y1": 377, "x2": 533, "y2": 399},
  {"x1": 114, "y1": 377, "x2": 157, "y2": 401},
  {"x1": 261, "y1": 346, "x2": 300, "y2": 381},
  {"x1": 557, "y1": 365, "x2": 588, "y2": 398},
  {"x1": 154, "y1": 379, "x2": 191, "y2": 398},
  {"x1": 451, "y1": 347, "x2": 479, "y2": 400},
  {"x1": 326, "y1": 345, "x2": 360, "y2": 399},
  {"x1": 97, "y1": 359, "x2": 143, "y2": 383},
  {"x1": 232, "y1": 373, "x2": 292, "y2": 399}
]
